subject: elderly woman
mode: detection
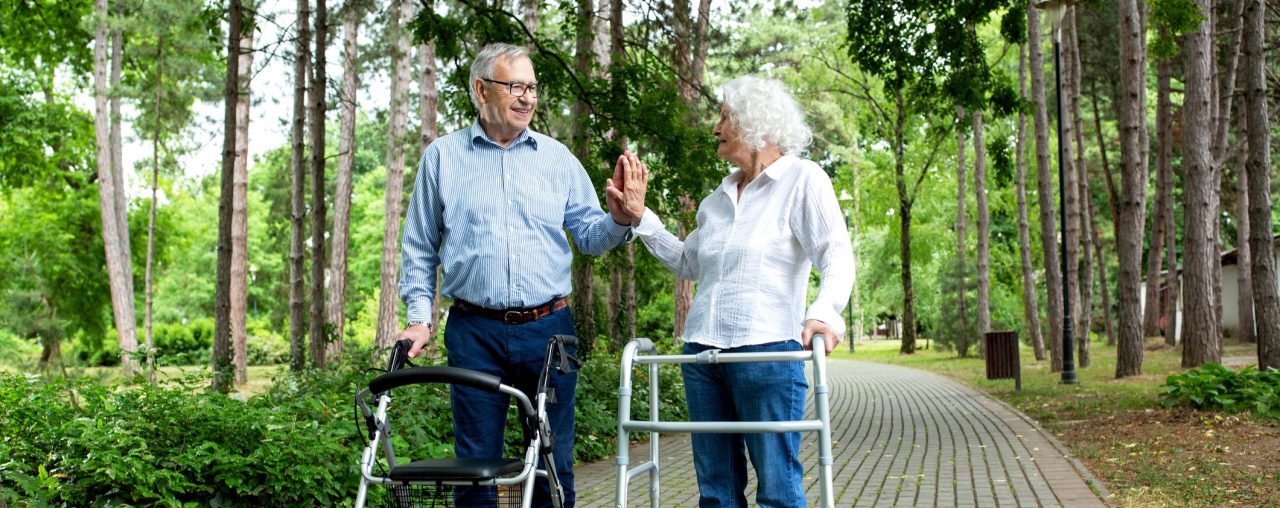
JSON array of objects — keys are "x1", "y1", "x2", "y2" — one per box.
[{"x1": 611, "y1": 76, "x2": 854, "y2": 507}]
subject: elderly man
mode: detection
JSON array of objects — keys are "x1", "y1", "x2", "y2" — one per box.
[{"x1": 397, "y1": 43, "x2": 647, "y2": 507}]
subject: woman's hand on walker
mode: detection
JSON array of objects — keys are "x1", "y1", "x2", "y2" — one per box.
[{"x1": 801, "y1": 319, "x2": 840, "y2": 354}]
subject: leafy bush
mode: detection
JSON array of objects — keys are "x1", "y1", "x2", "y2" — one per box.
[
  {"x1": 0, "y1": 342, "x2": 688, "y2": 506},
  {"x1": 1164, "y1": 363, "x2": 1280, "y2": 421}
]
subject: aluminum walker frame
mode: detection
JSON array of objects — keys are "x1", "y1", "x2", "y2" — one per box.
[{"x1": 613, "y1": 335, "x2": 835, "y2": 508}]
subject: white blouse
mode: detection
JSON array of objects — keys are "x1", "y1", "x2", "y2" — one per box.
[{"x1": 633, "y1": 155, "x2": 855, "y2": 349}]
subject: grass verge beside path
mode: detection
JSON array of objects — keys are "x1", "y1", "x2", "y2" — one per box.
[{"x1": 837, "y1": 337, "x2": 1279, "y2": 507}]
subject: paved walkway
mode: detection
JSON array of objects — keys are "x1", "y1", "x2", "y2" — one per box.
[{"x1": 574, "y1": 360, "x2": 1107, "y2": 507}]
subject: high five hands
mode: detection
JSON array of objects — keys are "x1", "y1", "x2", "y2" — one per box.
[{"x1": 605, "y1": 150, "x2": 649, "y2": 226}]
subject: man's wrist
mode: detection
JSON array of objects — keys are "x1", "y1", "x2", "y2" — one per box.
[{"x1": 406, "y1": 321, "x2": 429, "y2": 329}]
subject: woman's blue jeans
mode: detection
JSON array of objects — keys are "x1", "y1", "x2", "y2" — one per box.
[{"x1": 681, "y1": 340, "x2": 809, "y2": 508}]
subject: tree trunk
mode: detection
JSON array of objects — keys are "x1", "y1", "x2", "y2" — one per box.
[
  {"x1": 109, "y1": 25, "x2": 131, "y2": 303},
  {"x1": 1068, "y1": 9, "x2": 1090, "y2": 367},
  {"x1": 570, "y1": 0, "x2": 597, "y2": 356},
  {"x1": 1029, "y1": 5, "x2": 1064, "y2": 371},
  {"x1": 1146, "y1": 52, "x2": 1173, "y2": 339},
  {"x1": 691, "y1": 0, "x2": 711, "y2": 92},
  {"x1": 973, "y1": 109, "x2": 991, "y2": 351},
  {"x1": 1060, "y1": 10, "x2": 1081, "y2": 367},
  {"x1": 376, "y1": 0, "x2": 414, "y2": 349},
  {"x1": 309, "y1": 0, "x2": 329, "y2": 369},
  {"x1": 1219, "y1": 0, "x2": 1250, "y2": 343},
  {"x1": 894, "y1": 90, "x2": 917, "y2": 355},
  {"x1": 419, "y1": 22, "x2": 441, "y2": 356},
  {"x1": 1179, "y1": 0, "x2": 1220, "y2": 368},
  {"x1": 955, "y1": 107, "x2": 969, "y2": 352},
  {"x1": 1235, "y1": 159, "x2": 1254, "y2": 343},
  {"x1": 231, "y1": 30, "x2": 254, "y2": 385},
  {"x1": 94, "y1": 0, "x2": 139, "y2": 378},
  {"x1": 289, "y1": 0, "x2": 311, "y2": 371},
  {"x1": 1086, "y1": 81, "x2": 1117, "y2": 348},
  {"x1": 213, "y1": 0, "x2": 244, "y2": 392},
  {"x1": 145, "y1": 40, "x2": 162, "y2": 383},
  {"x1": 1015, "y1": 43, "x2": 1046, "y2": 361},
  {"x1": 1242, "y1": 0, "x2": 1279, "y2": 370},
  {"x1": 1114, "y1": 0, "x2": 1148, "y2": 378},
  {"x1": 522, "y1": 0, "x2": 537, "y2": 32},
  {"x1": 327, "y1": 3, "x2": 361, "y2": 362}
]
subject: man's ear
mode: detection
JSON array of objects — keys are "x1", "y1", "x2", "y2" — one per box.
[{"x1": 472, "y1": 79, "x2": 486, "y2": 105}]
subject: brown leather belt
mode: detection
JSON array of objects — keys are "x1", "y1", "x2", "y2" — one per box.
[{"x1": 454, "y1": 297, "x2": 569, "y2": 324}]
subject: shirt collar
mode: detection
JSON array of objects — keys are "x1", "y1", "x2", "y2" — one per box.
[
  {"x1": 718, "y1": 154, "x2": 795, "y2": 191},
  {"x1": 469, "y1": 121, "x2": 539, "y2": 150}
]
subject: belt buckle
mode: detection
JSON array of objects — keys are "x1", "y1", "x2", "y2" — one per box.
[{"x1": 503, "y1": 310, "x2": 524, "y2": 324}]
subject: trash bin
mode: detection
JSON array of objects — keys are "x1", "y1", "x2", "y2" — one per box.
[{"x1": 984, "y1": 330, "x2": 1021, "y2": 391}]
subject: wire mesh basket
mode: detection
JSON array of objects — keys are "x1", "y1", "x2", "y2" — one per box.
[{"x1": 372, "y1": 482, "x2": 526, "y2": 508}]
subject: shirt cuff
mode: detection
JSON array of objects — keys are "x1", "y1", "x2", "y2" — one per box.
[
  {"x1": 632, "y1": 208, "x2": 662, "y2": 236},
  {"x1": 606, "y1": 214, "x2": 632, "y2": 238},
  {"x1": 406, "y1": 298, "x2": 434, "y2": 326}
]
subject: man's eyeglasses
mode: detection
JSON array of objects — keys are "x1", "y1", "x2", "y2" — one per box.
[{"x1": 482, "y1": 78, "x2": 540, "y2": 98}]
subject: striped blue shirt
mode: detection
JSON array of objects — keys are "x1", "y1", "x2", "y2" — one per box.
[{"x1": 398, "y1": 122, "x2": 630, "y2": 323}]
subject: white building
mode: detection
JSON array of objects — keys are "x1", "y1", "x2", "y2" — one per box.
[{"x1": 1139, "y1": 235, "x2": 1280, "y2": 339}]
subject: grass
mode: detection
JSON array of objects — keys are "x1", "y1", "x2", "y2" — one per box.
[{"x1": 836, "y1": 335, "x2": 1279, "y2": 507}]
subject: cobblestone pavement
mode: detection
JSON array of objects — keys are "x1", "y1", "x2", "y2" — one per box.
[{"x1": 573, "y1": 359, "x2": 1107, "y2": 507}]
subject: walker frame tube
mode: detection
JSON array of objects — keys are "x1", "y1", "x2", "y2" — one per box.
[{"x1": 614, "y1": 336, "x2": 835, "y2": 508}]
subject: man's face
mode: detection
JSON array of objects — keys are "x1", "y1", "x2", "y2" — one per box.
[{"x1": 475, "y1": 55, "x2": 538, "y2": 137}]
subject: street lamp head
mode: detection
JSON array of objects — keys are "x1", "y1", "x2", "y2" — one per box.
[{"x1": 1034, "y1": 0, "x2": 1074, "y2": 35}]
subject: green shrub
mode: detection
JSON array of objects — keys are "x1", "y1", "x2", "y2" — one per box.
[
  {"x1": 0, "y1": 342, "x2": 688, "y2": 506},
  {"x1": 1164, "y1": 363, "x2": 1280, "y2": 421}
]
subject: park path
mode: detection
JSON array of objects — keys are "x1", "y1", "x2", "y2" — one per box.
[{"x1": 573, "y1": 359, "x2": 1108, "y2": 507}]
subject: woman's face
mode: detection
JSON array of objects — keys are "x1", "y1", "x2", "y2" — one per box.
[{"x1": 713, "y1": 107, "x2": 751, "y2": 168}]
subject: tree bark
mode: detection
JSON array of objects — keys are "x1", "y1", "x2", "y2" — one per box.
[
  {"x1": 894, "y1": 90, "x2": 917, "y2": 355},
  {"x1": 1235, "y1": 156, "x2": 1254, "y2": 343},
  {"x1": 570, "y1": 0, "x2": 597, "y2": 356},
  {"x1": 1179, "y1": 0, "x2": 1221, "y2": 368},
  {"x1": 973, "y1": 109, "x2": 991, "y2": 351},
  {"x1": 1114, "y1": 0, "x2": 1149, "y2": 378},
  {"x1": 1015, "y1": 43, "x2": 1046, "y2": 361},
  {"x1": 288, "y1": 0, "x2": 311, "y2": 371},
  {"x1": 145, "y1": 39, "x2": 162, "y2": 383},
  {"x1": 1086, "y1": 81, "x2": 1117, "y2": 348},
  {"x1": 376, "y1": 0, "x2": 414, "y2": 349},
  {"x1": 1242, "y1": 0, "x2": 1279, "y2": 370},
  {"x1": 1060, "y1": 10, "x2": 1081, "y2": 367},
  {"x1": 418, "y1": 20, "x2": 441, "y2": 356},
  {"x1": 1068, "y1": 8, "x2": 1090, "y2": 367},
  {"x1": 955, "y1": 107, "x2": 969, "y2": 352},
  {"x1": 327, "y1": 2, "x2": 361, "y2": 362},
  {"x1": 522, "y1": 0, "x2": 537, "y2": 33},
  {"x1": 231, "y1": 30, "x2": 254, "y2": 385},
  {"x1": 213, "y1": 0, "x2": 244, "y2": 392},
  {"x1": 109, "y1": 25, "x2": 132, "y2": 302},
  {"x1": 1146, "y1": 52, "x2": 1173, "y2": 339},
  {"x1": 309, "y1": 0, "x2": 329, "y2": 369},
  {"x1": 1029, "y1": 4, "x2": 1064, "y2": 370},
  {"x1": 94, "y1": 0, "x2": 139, "y2": 377}
]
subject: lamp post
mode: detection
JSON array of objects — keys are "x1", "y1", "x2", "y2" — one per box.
[{"x1": 1035, "y1": 0, "x2": 1078, "y2": 385}]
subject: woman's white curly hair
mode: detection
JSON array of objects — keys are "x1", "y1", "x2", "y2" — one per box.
[{"x1": 719, "y1": 76, "x2": 813, "y2": 156}]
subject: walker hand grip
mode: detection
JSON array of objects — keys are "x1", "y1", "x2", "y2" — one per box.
[
  {"x1": 632, "y1": 338, "x2": 655, "y2": 353},
  {"x1": 369, "y1": 366, "x2": 502, "y2": 395}
]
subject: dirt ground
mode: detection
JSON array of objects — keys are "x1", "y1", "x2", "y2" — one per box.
[{"x1": 1058, "y1": 407, "x2": 1280, "y2": 507}]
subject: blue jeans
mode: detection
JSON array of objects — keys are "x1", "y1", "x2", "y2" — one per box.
[
  {"x1": 444, "y1": 305, "x2": 577, "y2": 508},
  {"x1": 682, "y1": 340, "x2": 808, "y2": 508}
]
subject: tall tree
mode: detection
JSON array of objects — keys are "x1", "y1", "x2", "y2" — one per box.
[
  {"x1": 1179, "y1": 0, "x2": 1220, "y2": 368},
  {"x1": 1242, "y1": 0, "x2": 1278, "y2": 369},
  {"x1": 1015, "y1": 42, "x2": 1046, "y2": 361},
  {"x1": 376, "y1": 0, "x2": 414, "y2": 349},
  {"x1": 1114, "y1": 0, "x2": 1149, "y2": 378},
  {"x1": 213, "y1": 0, "x2": 244, "y2": 392},
  {"x1": 93, "y1": 0, "x2": 139, "y2": 376},
  {"x1": 309, "y1": 0, "x2": 329, "y2": 369},
  {"x1": 955, "y1": 107, "x2": 970, "y2": 349},
  {"x1": 972, "y1": 107, "x2": 991, "y2": 344},
  {"x1": 328, "y1": 0, "x2": 364, "y2": 361},
  {"x1": 109, "y1": 18, "x2": 132, "y2": 320},
  {"x1": 1029, "y1": 1, "x2": 1064, "y2": 369},
  {"x1": 1146, "y1": 43, "x2": 1174, "y2": 339},
  {"x1": 570, "y1": 0, "x2": 599, "y2": 356},
  {"x1": 418, "y1": 2, "x2": 441, "y2": 357},
  {"x1": 1059, "y1": 7, "x2": 1081, "y2": 370},
  {"x1": 1067, "y1": 8, "x2": 1090, "y2": 367},
  {"x1": 231, "y1": 28, "x2": 254, "y2": 385},
  {"x1": 288, "y1": 0, "x2": 311, "y2": 371},
  {"x1": 608, "y1": 0, "x2": 636, "y2": 351}
]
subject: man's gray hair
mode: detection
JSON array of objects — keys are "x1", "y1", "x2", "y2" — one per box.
[
  {"x1": 469, "y1": 43, "x2": 532, "y2": 108},
  {"x1": 719, "y1": 76, "x2": 812, "y2": 156}
]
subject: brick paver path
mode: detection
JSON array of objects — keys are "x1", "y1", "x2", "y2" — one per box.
[{"x1": 574, "y1": 360, "x2": 1107, "y2": 507}]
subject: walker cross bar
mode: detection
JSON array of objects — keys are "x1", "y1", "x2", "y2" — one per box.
[{"x1": 614, "y1": 336, "x2": 835, "y2": 508}]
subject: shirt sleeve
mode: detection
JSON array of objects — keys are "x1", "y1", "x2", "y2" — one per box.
[
  {"x1": 398, "y1": 148, "x2": 444, "y2": 325},
  {"x1": 633, "y1": 208, "x2": 701, "y2": 281},
  {"x1": 792, "y1": 166, "x2": 854, "y2": 338},
  {"x1": 562, "y1": 149, "x2": 630, "y2": 255}
]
